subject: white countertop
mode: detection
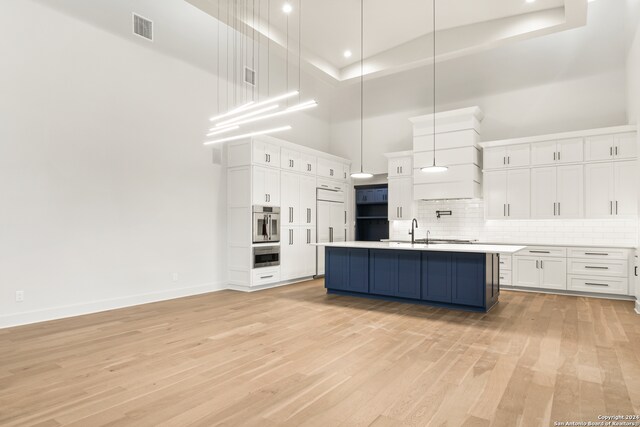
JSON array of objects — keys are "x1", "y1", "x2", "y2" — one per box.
[
  {"x1": 382, "y1": 239, "x2": 637, "y2": 250},
  {"x1": 314, "y1": 241, "x2": 525, "y2": 254}
]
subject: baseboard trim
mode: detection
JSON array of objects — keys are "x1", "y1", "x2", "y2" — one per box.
[
  {"x1": 0, "y1": 282, "x2": 226, "y2": 329},
  {"x1": 635, "y1": 300, "x2": 640, "y2": 315},
  {"x1": 227, "y1": 277, "x2": 315, "y2": 293},
  {"x1": 501, "y1": 285, "x2": 636, "y2": 301}
]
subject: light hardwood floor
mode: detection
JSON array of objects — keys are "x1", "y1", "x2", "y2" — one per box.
[{"x1": 1, "y1": 280, "x2": 639, "y2": 426}]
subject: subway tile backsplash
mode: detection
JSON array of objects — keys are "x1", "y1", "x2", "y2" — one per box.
[{"x1": 389, "y1": 199, "x2": 638, "y2": 247}]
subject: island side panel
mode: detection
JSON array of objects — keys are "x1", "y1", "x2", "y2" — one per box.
[
  {"x1": 450, "y1": 253, "x2": 486, "y2": 308},
  {"x1": 485, "y1": 254, "x2": 500, "y2": 310}
]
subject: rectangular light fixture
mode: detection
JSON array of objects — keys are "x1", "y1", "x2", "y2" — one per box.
[
  {"x1": 217, "y1": 100, "x2": 318, "y2": 128},
  {"x1": 215, "y1": 104, "x2": 279, "y2": 128},
  {"x1": 209, "y1": 90, "x2": 299, "y2": 123},
  {"x1": 203, "y1": 126, "x2": 292, "y2": 146},
  {"x1": 209, "y1": 101, "x2": 255, "y2": 122},
  {"x1": 206, "y1": 125, "x2": 239, "y2": 137}
]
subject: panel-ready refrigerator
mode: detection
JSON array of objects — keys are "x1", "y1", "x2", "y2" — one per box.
[{"x1": 316, "y1": 188, "x2": 346, "y2": 276}]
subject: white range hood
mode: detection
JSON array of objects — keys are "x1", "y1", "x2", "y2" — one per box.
[{"x1": 409, "y1": 106, "x2": 484, "y2": 200}]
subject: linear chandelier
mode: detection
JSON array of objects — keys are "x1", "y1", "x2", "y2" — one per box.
[{"x1": 203, "y1": 1, "x2": 316, "y2": 146}]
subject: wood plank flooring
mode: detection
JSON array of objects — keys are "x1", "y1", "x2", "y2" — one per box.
[{"x1": 1, "y1": 279, "x2": 639, "y2": 426}]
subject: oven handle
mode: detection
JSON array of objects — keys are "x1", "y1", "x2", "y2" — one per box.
[{"x1": 267, "y1": 215, "x2": 271, "y2": 240}]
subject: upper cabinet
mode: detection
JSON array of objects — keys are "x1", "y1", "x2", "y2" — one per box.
[
  {"x1": 484, "y1": 169, "x2": 530, "y2": 219},
  {"x1": 317, "y1": 157, "x2": 346, "y2": 181},
  {"x1": 531, "y1": 165, "x2": 584, "y2": 219},
  {"x1": 531, "y1": 138, "x2": 583, "y2": 166},
  {"x1": 280, "y1": 148, "x2": 301, "y2": 172},
  {"x1": 252, "y1": 140, "x2": 281, "y2": 168},
  {"x1": 585, "y1": 161, "x2": 637, "y2": 218},
  {"x1": 483, "y1": 144, "x2": 530, "y2": 170},
  {"x1": 388, "y1": 156, "x2": 412, "y2": 177},
  {"x1": 585, "y1": 132, "x2": 637, "y2": 161}
]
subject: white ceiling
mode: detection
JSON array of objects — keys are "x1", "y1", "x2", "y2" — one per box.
[{"x1": 188, "y1": 0, "x2": 585, "y2": 81}]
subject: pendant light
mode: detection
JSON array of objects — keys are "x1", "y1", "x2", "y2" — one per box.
[
  {"x1": 351, "y1": 0, "x2": 373, "y2": 179},
  {"x1": 421, "y1": 0, "x2": 448, "y2": 173}
]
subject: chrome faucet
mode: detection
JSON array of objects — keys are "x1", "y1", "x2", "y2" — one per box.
[{"x1": 409, "y1": 218, "x2": 418, "y2": 244}]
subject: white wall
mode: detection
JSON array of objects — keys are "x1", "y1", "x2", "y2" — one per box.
[{"x1": 0, "y1": 0, "x2": 334, "y2": 327}]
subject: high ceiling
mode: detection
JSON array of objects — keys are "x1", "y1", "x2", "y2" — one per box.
[{"x1": 187, "y1": 0, "x2": 586, "y2": 81}]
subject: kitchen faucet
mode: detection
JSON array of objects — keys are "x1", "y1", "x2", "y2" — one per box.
[{"x1": 409, "y1": 218, "x2": 418, "y2": 244}]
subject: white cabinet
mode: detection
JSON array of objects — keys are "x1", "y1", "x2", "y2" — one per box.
[
  {"x1": 483, "y1": 144, "x2": 530, "y2": 169},
  {"x1": 281, "y1": 227, "x2": 316, "y2": 281},
  {"x1": 531, "y1": 138, "x2": 583, "y2": 166},
  {"x1": 585, "y1": 161, "x2": 637, "y2": 218},
  {"x1": 585, "y1": 133, "x2": 637, "y2": 161},
  {"x1": 317, "y1": 158, "x2": 342, "y2": 180},
  {"x1": 389, "y1": 156, "x2": 412, "y2": 177},
  {"x1": 252, "y1": 166, "x2": 280, "y2": 206},
  {"x1": 281, "y1": 148, "x2": 301, "y2": 172},
  {"x1": 531, "y1": 165, "x2": 583, "y2": 219},
  {"x1": 252, "y1": 140, "x2": 281, "y2": 167},
  {"x1": 388, "y1": 177, "x2": 413, "y2": 220},
  {"x1": 300, "y1": 153, "x2": 317, "y2": 175},
  {"x1": 484, "y1": 169, "x2": 530, "y2": 219},
  {"x1": 281, "y1": 171, "x2": 300, "y2": 225},
  {"x1": 514, "y1": 256, "x2": 567, "y2": 290},
  {"x1": 299, "y1": 175, "x2": 316, "y2": 226}
]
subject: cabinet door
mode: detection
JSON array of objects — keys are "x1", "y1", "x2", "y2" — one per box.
[
  {"x1": 374, "y1": 188, "x2": 388, "y2": 203},
  {"x1": 325, "y1": 248, "x2": 348, "y2": 290},
  {"x1": 330, "y1": 204, "x2": 346, "y2": 242},
  {"x1": 585, "y1": 163, "x2": 614, "y2": 218},
  {"x1": 388, "y1": 179, "x2": 402, "y2": 220},
  {"x1": 281, "y1": 172, "x2": 299, "y2": 225},
  {"x1": 614, "y1": 161, "x2": 638, "y2": 216},
  {"x1": 299, "y1": 175, "x2": 316, "y2": 226},
  {"x1": 614, "y1": 133, "x2": 637, "y2": 159},
  {"x1": 514, "y1": 256, "x2": 539, "y2": 287},
  {"x1": 506, "y1": 169, "x2": 530, "y2": 219},
  {"x1": 252, "y1": 167, "x2": 267, "y2": 205},
  {"x1": 585, "y1": 135, "x2": 614, "y2": 161},
  {"x1": 531, "y1": 167, "x2": 557, "y2": 219},
  {"x1": 483, "y1": 147, "x2": 507, "y2": 170},
  {"x1": 397, "y1": 252, "x2": 421, "y2": 299},
  {"x1": 301, "y1": 227, "x2": 317, "y2": 277},
  {"x1": 264, "y1": 168, "x2": 280, "y2": 207},
  {"x1": 451, "y1": 253, "x2": 485, "y2": 307},
  {"x1": 389, "y1": 157, "x2": 412, "y2": 177},
  {"x1": 557, "y1": 138, "x2": 583, "y2": 164},
  {"x1": 252, "y1": 141, "x2": 269, "y2": 166},
  {"x1": 347, "y1": 249, "x2": 369, "y2": 293},
  {"x1": 399, "y1": 178, "x2": 413, "y2": 220},
  {"x1": 281, "y1": 148, "x2": 301, "y2": 171},
  {"x1": 370, "y1": 250, "x2": 398, "y2": 296},
  {"x1": 557, "y1": 165, "x2": 584, "y2": 218},
  {"x1": 531, "y1": 141, "x2": 557, "y2": 166},
  {"x1": 301, "y1": 153, "x2": 317, "y2": 175},
  {"x1": 421, "y1": 253, "x2": 452, "y2": 303},
  {"x1": 265, "y1": 143, "x2": 281, "y2": 167},
  {"x1": 280, "y1": 227, "x2": 297, "y2": 281},
  {"x1": 539, "y1": 258, "x2": 567, "y2": 290},
  {"x1": 484, "y1": 171, "x2": 507, "y2": 219},
  {"x1": 507, "y1": 145, "x2": 530, "y2": 168},
  {"x1": 341, "y1": 163, "x2": 350, "y2": 181}
]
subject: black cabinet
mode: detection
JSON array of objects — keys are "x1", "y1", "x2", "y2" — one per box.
[
  {"x1": 421, "y1": 253, "x2": 453, "y2": 303},
  {"x1": 370, "y1": 249, "x2": 420, "y2": 299},
  {"x1": 325, "y1": 248, "x2": 369, "y2": 293}
]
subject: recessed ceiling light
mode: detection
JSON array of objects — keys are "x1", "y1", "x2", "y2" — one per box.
[
  {"x1": 282, "y1": 3, "x2": 292, "y2": 14},
  {"x1": 343, "y1": 50, "x2": 352, "y2": 58}
]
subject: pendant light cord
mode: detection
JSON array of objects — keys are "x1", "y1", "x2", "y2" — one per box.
[
  {"x1": 432, "y1": 0, "x2": 437, "y2": 167},
  {"x1": 360, "y1": 0, "x2": 364, "y2": 174}
]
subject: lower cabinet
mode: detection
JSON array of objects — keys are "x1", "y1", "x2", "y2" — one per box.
[
  {"x1": 281, "y1": 226, "x2": 316, "y2": 281},
  {"x1": 325, "y1": 248, "x2": 369, "y2": 293},
  {"x1": 422, "y1": 252, "x2": 452, "y2": 303},
  {"x1": 370, "y1": 250, "x2": 420, "y2": 299},
  {"x1": 422, "y1": 253, "x2": 485, "y2": 307},
  {"x1": 513, "y1": 256, "x2": 567, "y2": 290}
]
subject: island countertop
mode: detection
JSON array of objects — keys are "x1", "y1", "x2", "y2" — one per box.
[{"x1": 314, "y1": 241, "x2": 525, "y2": 254}]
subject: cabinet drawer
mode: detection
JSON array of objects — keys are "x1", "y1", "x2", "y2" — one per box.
[
  {"x1": 252, "y1": 267, "x2": 280, "y2": 286},
  {"x1": 317, "y1": 178, "x2": 344, "y2": 192},
  {"x1": 499, "y1": 254, "x2": 512, "y2": 271},
  {"x1": 567, "y1": 275, "x2": 628, "y2": 295},
  {"x1": 499, "y1": 270, "x2": 512, "y2": 286},
  {"x1": 517, "y1": 246, "x2": 566, "y2": 258},
  {"x1": 567, "y1": 259, "x2": 628, "y2": 277},
  {"x1": 567, "y1": 247, "x2": 630, "y2": 260}
]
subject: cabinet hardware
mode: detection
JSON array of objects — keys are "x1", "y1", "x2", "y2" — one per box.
[
  {"x1": 260, "y1": 275, "x2": 274, "y2": 279},
  {"x1": 635, "y1": 266, "x2": 638, "y2": 277},
  {"x1": 536, "y1": 260, "x2": 539, "y2": 269},
  {"x1": 615, "y1": 146, "x2": 618, "y2": 156},
  {"x1": 289, "y1": 207, "x2": 293, "y2": 223},
  {"x1": 307, "y1": 229, "x2": 311, "y2": 244},
  {"x1": 558, "y1": 202, "x2": 560, "y2": 216},
  {"x1": 553, "y1": 152, "x2": 556, "y2": 161},
  {"x1": 540, "y1": 260, "x2": 544, "y2": 269},
  {"x1": 329, "y1": 227, "x2": 334, "y2": 243},
  {"x1": 610, "y1": 201, "x2": 613, "y2": 215},
  {"x1": 508, "y1": 156, "x2": 510, "y2": 164},
  {"x1": 321, "y1": 184, "x2": 328, "y2": 188},
  {"x1": 554, "y1": 202, "x2": 557, "y2": 216},
  {"x1": 289, "y1": 229, "x2": 293, "y2": 245},
  {"x1": 585, "y1": 266, "x2": 608, "y2": 269},
  {"x1": 400, "y1": 207, "x2": 403, "y2": 218},
  {"x1": 508, "y1": 204, "x2": 510, "y2": 216},
  {"x1": 610, "y1": 147, "x2": 613, "y2": 156},
  {"x1": 503, "y1": 157, "x2": 506, "y2": 165},
  {"x1": 615, "y1": 200, "x2": 618, "y2": 215},
  {"x1": 265, "y1": 154, "x2": 268, "y2": 162},
  {"x1": 585, "y1": 282, "x2": 609, "y2": 287},
  {"x1": 585, "y1": 252, "x2": 608, "y2": 256},
  {"x1": 344, "y1": 211, "x2": 347, "y2": 224},
  {"x1": 558, "y1": 151, "x2": 561, "y2": 161},
  {"x1": 307, "y1": 208, "x2": 311, "y2": 223},
  {"x1": 265, "y1": 194, "x2": 268, "y2": 202},
  {"x1": 529, "y1": 250, "x2": 550, "y2": 254},
  {"x1": 503, "y1": 204, "x2": 506, "y2": 217},
  {"x1": 330, "y1": 169, "x2": 334, "y2": 176}
]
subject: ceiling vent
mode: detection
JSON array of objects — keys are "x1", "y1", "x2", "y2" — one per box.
[
  {"x1": 133, "y1": 14, "x2": 153, "y2": 41},
  {"x1": 244, "y1": 67, "x2": 256, "y2": 86}
]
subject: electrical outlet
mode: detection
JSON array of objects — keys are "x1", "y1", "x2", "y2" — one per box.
[
  {"x1": 15, "y1": 291, "x2": 24, "y2": 302},
  {"x1": 172, "y1": 273, "x2": 179, "y2": 282}
]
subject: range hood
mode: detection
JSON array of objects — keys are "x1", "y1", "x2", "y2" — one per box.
[{"x1": 409, "y1": 106, "x2": 484, "y2": 200}]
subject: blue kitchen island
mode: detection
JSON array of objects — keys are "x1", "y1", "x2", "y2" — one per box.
[{"x1": 316, "y1": 242, "x2": 525, "y2": 312}]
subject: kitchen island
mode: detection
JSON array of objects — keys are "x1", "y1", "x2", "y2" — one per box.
[{"x1": 316, "y1": 242, "x2": 525, "y2": 312}]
